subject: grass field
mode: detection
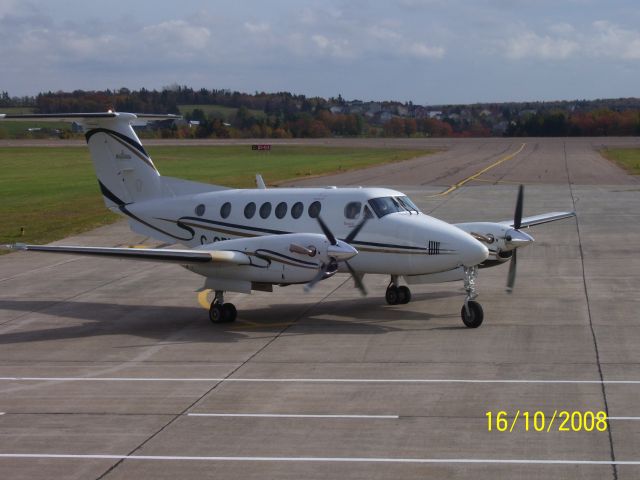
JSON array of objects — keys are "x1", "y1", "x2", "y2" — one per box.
[
  {"x1": 0, "y1": 145, "x2": 434, "y2": 248},
  {"x1": 601, "y1": 148, "x2": 640, "y2": 175}
]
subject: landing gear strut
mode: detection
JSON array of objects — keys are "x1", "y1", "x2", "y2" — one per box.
[
  {"x1": 461, "y1": 266, "x2": 483, "y2": 328},
  {"x1": 208, "y1": 290, "x2": 237, "y2": 324},
  {"x1": 385, "y1": 275, "x2": 412, "y2": 305}
]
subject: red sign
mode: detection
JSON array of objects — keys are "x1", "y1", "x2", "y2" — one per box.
[{"x1": 251, "y1": 144, "x2": 271, "y2": 151}]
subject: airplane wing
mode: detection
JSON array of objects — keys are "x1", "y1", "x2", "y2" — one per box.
[
  {"x1": 500, "y1": 211, "x2": 575, "y2": 228},
  {"x1": 2, "y1": 244, "x2": 251, "y2": 265}
]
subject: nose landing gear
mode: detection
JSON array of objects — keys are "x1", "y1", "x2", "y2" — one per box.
[
  {"x1": 461, "y1": 266, "x2": 483, "y2": 328},
  {"x1": 209, "y1": 290, "x2": 238, "y2": 323}
]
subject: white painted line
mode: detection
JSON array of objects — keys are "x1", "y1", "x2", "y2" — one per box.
[
  {"x1": 0, "y1": 453, "x2": 639, "y2": 465},
  {"x1": 608, "y1": 417, "x2": 640, "y2": 420},
  {"x1": 187, "y1": 413, "x2": 398, "y2": 419},
  {"x1": 0, "y1": 412, "x2": 4, "y2": 415},
  {"x1": 2, "y1": 376, "x2": 640, "y2": 385}
]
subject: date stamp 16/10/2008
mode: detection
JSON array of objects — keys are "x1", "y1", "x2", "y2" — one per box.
[{"x1": 486, "y1": 410, "x2": 608, "y2": 433}]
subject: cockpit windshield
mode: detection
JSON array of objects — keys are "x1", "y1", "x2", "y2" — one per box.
[{"x1": 367, "y1": 196, "x2": 421, "y2": 218}]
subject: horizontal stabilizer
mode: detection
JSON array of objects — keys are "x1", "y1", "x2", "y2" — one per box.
[
  {"x1": 0, "y1": 112, "x2": 181, "y2": 124},
  {"x1": 2, "y1": 244, "x2": 251, "y2": 265}
]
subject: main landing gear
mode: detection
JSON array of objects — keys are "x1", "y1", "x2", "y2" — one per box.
[
  {"x1": 385, "y1": 275, "x2": 412, "y2": 305},
  {"x1": 461, "y1": 266, "x2": 484, "y2": 328},
  {"x1": 209, "y1": 290, "x2": 237, "y2": 324}
]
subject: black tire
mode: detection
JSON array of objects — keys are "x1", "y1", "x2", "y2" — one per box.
[
  {"x1": 222, "y1": 303, "x2": 237, "y2": 323},
  {"x1": 385, "y1": 286, "x2": 399, "y2": 305},
  {"x1": 461, "y1": 300, "x2": 484, "y2": 328},
  {"x1": 398, "y1": 286, "x2": 411, "y2": 304},
  {"x1": 209, "y1": 303, "x2": 224, "y2": 324}
]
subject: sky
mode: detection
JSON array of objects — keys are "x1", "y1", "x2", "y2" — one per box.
[{"x1": 1, "y1": 0, "x2": 640, "y2": 104}]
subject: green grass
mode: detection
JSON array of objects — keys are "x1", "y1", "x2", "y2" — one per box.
[
  {"x1": 0, "y1": 107, "x2": 36, "y2": 114},
  {"x1": 178, "y1": 104, "x2": 265, "y2": 121},
  {"x1": 0, "y1": 145, "x2": 435, "y2": 248},
  {"x1": 601, "y1": 148, "x2": 640, "y2": 175}
]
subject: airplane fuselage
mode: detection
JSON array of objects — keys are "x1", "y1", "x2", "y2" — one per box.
[{"x1": 124, "y1": 186, "x2": 488, "y2": 278}]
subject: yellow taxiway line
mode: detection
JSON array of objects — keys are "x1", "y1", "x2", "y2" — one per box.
[{"x1": 427, "y1": 142, "x2": 526, "y2": 197}]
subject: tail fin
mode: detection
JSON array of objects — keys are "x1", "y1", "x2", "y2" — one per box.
[{"x1": 1, "y1": 112, "x2": 179, "y2": 209}]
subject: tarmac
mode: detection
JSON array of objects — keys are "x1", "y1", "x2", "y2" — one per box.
[{"x1": 1, "y1": 137, "x2": 639, "y2": 479}]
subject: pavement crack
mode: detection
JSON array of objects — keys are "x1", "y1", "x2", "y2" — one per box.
[{"x1": 565, "y1": 141, "x2": 617, "y2": 480}]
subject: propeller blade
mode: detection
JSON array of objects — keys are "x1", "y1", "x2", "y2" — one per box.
[
  {"x1": 513, "y1": 184, "x2": 524, "y2": 230},
  {"x1": 345, "y1": 261, "x2": 367, "y2": 296},
  {"x1": 316, "y1": 216, "x2": 337, "y2": 246},
  {"x1": 345, "y1": 216, "x2": 369, "y2": 243},
  {"x1": 304, "y1": 266, "x2": 327, "y2": 292},
  {"x1": 506, "y1": 249, "x2": 517, "y2": 293}
]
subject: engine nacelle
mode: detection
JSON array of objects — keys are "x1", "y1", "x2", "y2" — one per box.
[
  {"x1": 187, "y1": 233, "x2": 356, "y2": 288},
  {"x1": 455, "y1": 222, "x2": 533, "y2": 265}
]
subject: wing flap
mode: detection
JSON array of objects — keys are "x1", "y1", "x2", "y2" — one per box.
[{"x1": 2, "y1": 244, "x2": 250, "y2": 265}]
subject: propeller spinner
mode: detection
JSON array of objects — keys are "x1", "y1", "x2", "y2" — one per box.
[{"x1": 304, "y1": 216, "x2": 368, "y2": 295}]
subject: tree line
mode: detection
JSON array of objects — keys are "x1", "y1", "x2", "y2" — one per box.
[{"x1": 2, "y1": 87, "x2": 640, "y2": 138}]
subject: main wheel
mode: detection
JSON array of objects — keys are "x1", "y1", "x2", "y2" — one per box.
[
  {"x1": 222, "y1": 303, "x2": 237, "y2": 323},
  {"x1": 461, "y1": 300, "x2": 484, "y2": 328},
  {"x1": 209, "y1": 303, "x2": 224, "y2": 323},
  {"x1": 385, "y1": 286, "x2": 399, "y2": 305},
  {"x1": 397, "y1": 286, "x2": 412, "y2": 304}
]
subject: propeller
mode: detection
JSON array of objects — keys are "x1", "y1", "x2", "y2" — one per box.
[
  {"x1": 506, "y1": 184, "x2": 525, "y2": 293},
  {"x1": 304, "y1": 215, "x2": 368, "y2": 295}
]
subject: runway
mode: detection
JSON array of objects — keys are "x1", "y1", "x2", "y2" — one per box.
[{"x1": 1, "y1": 137, "x2": 639, "y2": 479}]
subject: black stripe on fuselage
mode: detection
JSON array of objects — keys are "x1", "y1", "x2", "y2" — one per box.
[
  {"x1": 98, "y1": 181, "x2": 194, "y2": 242},
  {"x1": 172, "y1": 216, "x2": 428, "y2": 253}
]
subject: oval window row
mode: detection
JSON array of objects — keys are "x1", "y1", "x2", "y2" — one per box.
[{"x1": 195, "y1": 201, "x2": 322, "y2": 220}]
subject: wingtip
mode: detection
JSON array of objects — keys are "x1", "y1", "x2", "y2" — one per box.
[{"x1": 1, "y1": 243, "x2": 26, "y2": 250}]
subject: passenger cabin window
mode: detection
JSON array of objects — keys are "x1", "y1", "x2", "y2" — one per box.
[
  {"x1": 244, "y1": 202, "x2": 256, "y2": 219},
  {"x1": 275, "y1": 202, "x2": 287, "y2": 219},
  {"x1": 260, "y1": 202, "x2": 272, "y2": 219},
  {"x1": 291, "y1": 202, "x2": 304, "y2": 219},
  {"x1": 195, "y1": 204, "x2": 205, "y2": 216},
  {"x1": 220, "y1": 202, "x2": 231, "y2": 219},
  {"x1": 308, "y1": 201, "x2": 322, "y2": 218},
  {"x1": 344, "y1": 201, "x2": 362, "y2": 219}
]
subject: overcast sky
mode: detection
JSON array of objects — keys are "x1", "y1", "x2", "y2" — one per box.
[{"x1": 2, "y1": 0, "x2": 639, "y2": 104}]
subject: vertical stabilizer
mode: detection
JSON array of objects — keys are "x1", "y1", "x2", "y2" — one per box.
[{"x1": 0, "y1": 112, "x2": 179, "y2": 210}]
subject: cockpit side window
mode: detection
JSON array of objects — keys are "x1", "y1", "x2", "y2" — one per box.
[
  {"x1": 363, "y1": 205, "x2": 374, "y2": 219},
  {"x1": 367, "y1": 197, "x2": 404, "y2": 218},
  {"x1": 344, "y1": 201, "x2": 362, "y2": 219},
  {"x1": 397, "y1": 196, "x2": 420, "y2": 214}
]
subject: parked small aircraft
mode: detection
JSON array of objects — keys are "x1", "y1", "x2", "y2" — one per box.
[{"x1": 1, "y1": 112, "x2": 574, "y2": 327}]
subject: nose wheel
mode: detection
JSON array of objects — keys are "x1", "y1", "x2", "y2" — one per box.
[
  {"x1": 208, "y1": 290, "x2": 237, "y2": 323},
  {"x1": 461, "y1": 300, "x2": 483, "y2": 328},
  {"x1": 385, "y1": 277, "x2": 412, "y2": 305}
]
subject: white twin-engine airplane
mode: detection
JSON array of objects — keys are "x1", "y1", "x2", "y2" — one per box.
[{"x1": 1, "y1": 112, "x2": 575, "y2": 328}]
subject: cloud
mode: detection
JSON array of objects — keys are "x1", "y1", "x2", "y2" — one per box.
[
  {"x1": 142, "y1": 20, "x2": 211, "y2": 52},
  {"x1": 244, "y1": 21, "x2": 270, "y2": 34},
  {"x1": 407, "y1": 42, "x2": 445, "y2": 59},
  {"x1": 592, "y1": 20, "x2": 640, "y2": 60},
  {"x1": 501, "y1": 21, "x2": 640, "y2": 62},
  {"x1": 504, "y1": 30, "x2": 579, "y2": 60}
]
